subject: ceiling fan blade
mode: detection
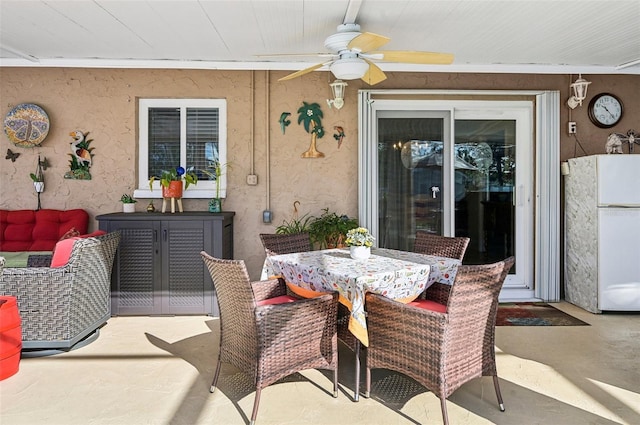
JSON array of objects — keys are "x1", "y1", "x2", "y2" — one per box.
[
  {"x1": 348, "y1": 32, "x2": 390, "y2": 52},
  {"x1": 361, "y1": 59, "x2": 387, "y2": 85},
  {"x1": 255, "y1": 53, "x2": 335, "y2": 58},
  {"x1": 278, "y1": 62, "x2": 326, "y2": 81},
  {"x1": 369, "y1": 50, "x2": 454, "y2": 64}
]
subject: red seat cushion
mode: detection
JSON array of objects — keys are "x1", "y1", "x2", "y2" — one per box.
[
  {"x1": 256, "y1": 295, "x2": 297, "y2": 306},
  {"x1": 408, "y1": 299, "x2": 447, "y2": 313}
]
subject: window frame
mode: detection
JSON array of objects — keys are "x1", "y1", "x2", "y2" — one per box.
[{"x1": 134, "y1": 98, "x2": 227, "y2": 199}]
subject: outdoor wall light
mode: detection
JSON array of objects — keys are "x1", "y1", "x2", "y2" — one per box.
[
  {"x1": 567, "y1": 74, "x2": 591, "y2": 109},
  {"x1": 327, "y1": 79, "x2": 348, "y2": 109}
]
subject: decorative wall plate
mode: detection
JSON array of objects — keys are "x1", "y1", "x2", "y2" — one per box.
[{"x1": 3, "y1": 103, "x2": 50, "y2": 147}]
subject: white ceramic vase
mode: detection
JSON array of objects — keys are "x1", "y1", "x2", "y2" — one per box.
[{"x1": 350, "y1": 246, "x2": 371, "y2": 260}]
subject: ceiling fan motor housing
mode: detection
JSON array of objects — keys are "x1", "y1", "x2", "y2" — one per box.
[{"x1": 324, "y1": 24, "x2": 361, "y2": 53}]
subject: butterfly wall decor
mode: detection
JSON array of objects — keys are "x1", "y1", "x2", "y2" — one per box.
[
  {"x1": 5, "y1": 149, "x2": 20, "y2": 162},
  {"x1": 3, "y1": 103, "x2": 50, "y2": 147}
]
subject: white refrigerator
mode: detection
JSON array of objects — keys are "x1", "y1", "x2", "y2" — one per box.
[{"x1": 564, "y1": 154, "x2": 640, "y2": 313}]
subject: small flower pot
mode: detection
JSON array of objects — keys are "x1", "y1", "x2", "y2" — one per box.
[
  {"x1": 122, "y1": 203, "x2": 136, "y2": 213},
  {"x1": 350, "y1": 246, "x2": 371, "y2": 261},
  {"x1": 33, "y1": 182, "x2": 44, "y2": 193},
  {"x1": 162, "y1": 181, "x2": 183, "y2": 198}
]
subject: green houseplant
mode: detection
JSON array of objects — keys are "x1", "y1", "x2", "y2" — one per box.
[
  {"x1": 120, "y1": 193, "x2": 137, "y2": 213},
  {"x1": 120, "y1": 194, "x2": 137, "y2": 204},
  {"x1": 275, "y1": 213, "x2": 313, "y2": 235},
  {"x1": 149, "y1": 166, "x2": 198, "y2": 190},
  {"x1": 149, "y1": 166, "x2": 198, "y2": 198},
  {"x1": 200, "y1": 160, "x2": 229, "y2": 212},
  {"x1": 308, "y1": 208, "x2": 358, "y2": 249}
]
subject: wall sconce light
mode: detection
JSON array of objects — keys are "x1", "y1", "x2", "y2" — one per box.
[
  {"x1": 327, "y1": 79, "x2": 348, "y2": 109},
  {"x1": 567, "y1": 74, "x2": 591, "y2": 109}
]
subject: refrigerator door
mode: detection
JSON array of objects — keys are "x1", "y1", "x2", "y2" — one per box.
[
  {"x1": 598, "y1": 208, "x2": 640, "y2": 310},
  {"x1": 597, "y1": 155, "x2": 640, "y2": 206}
]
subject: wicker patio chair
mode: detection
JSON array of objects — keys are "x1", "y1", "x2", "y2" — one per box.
[
  {"x1": 364, "y1": 256, "x2": 515, "y2": 425},
  {"x1": 0, "y1": 232, "x2": 121, "y2": 353},
  {"x1": 260, "y1": 232, "x2": 362, "y2": 401},
  {"x1": 201, "y1": 252, "x2": 339, "y2": 425},
  {"x1": 259, "y1": 232, "x2": 311, "y2": 255},
  {"x1": 413, "y1": 232, "x2": 470, "y2": 304}
]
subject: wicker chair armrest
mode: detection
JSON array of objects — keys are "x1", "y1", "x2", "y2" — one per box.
[
  {"x1": 1, "y1": 265, "x2": 68, "y2": 280},
  {"x1": 251, "y1": 277, "x2": 287, "y2": 301},
  {"x1": 255, "y1": 292, "x2": 338, "y2": 341},
  {"x1": 366, "y1": 292, "x2": 447, "y2": 344}
]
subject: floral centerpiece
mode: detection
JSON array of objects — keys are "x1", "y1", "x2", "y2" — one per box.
[
  {"x1": 345, "y1": 227, "x2": 375, "y2": 260},
  {"x1": 345, "y1": 227, "x2": 375, "y2": 247}
]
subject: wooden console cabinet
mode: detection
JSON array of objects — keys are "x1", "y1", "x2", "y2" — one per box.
[{"x1": 97, "y1": 212, "x2": 234, "y2": 316}]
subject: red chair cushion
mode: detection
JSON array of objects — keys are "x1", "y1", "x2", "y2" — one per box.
[
  {"x1": 256, "y1": 295, "x2": 297, "y2": 306},
  {"x1": 0, "y1": 209, "x2": 89, "y2": 251},
  {"x1": 408, "y1": 299, "x2": 447, "y2": 313}
]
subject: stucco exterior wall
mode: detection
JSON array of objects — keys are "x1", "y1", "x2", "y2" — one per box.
[{"x1": 1, "y1": 68, "x2": 638, "y2": 278}]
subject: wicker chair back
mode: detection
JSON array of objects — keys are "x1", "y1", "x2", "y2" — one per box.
[
  {"x1": 413, "y1": 231, "x2": 470, "y2": 260},
  {"x1": 259, "y1": 233, "x2": 311, "y2": 255}
]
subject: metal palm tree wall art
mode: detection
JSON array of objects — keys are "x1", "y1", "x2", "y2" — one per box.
[{"x1": 297, "y1": 102, "x2": 325, "y2": 158}]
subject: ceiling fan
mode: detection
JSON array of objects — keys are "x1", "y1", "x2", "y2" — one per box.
[{"x1": 278, "y1": 23, "x2": 454, "y2": 85}]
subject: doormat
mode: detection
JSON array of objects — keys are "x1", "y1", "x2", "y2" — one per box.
[{"x1": 496, "y1": 302, "x2": 589, "y2": 326}]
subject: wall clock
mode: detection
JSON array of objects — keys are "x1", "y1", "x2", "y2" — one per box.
[{"x1": 588, "y1": 93, "x2": 623, "y2": 128}]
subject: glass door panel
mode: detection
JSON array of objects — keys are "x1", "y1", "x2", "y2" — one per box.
[
  {"x1": 454, "y1": 120, "x2": 516, "y2": 273},
  {"x1": 378, "y1": 116, "x2": 445, "y2": 251}
]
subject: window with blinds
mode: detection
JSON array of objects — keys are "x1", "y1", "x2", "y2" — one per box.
[{"x1": 136, "y1": 99, "x2": 227, "y2": 199}]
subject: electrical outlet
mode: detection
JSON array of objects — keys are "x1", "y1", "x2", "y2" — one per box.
[
  {"x1": 246, "y1": 174, "x2": 258, "y2": 185},
  {"x1": 568, "y1": 122, "x2": 577, "y2": 134}
]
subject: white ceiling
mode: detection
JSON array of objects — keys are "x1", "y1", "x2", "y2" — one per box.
[{"x1": 1, "y1": 0, "x2": 639, "y2": 75}]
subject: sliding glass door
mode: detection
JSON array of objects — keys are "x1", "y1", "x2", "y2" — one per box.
[{"x1": 369, "y1": 100, "x2": 534, "y2": 296}]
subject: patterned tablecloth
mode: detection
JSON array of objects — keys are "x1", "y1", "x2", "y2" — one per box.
[{"x1": 261, "y1": 247, "x2": 461, "y2": 346}]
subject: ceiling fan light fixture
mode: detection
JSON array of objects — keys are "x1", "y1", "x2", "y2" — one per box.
[{"x1": 330, "y1": 58, "x2": 369, "y2": 80}]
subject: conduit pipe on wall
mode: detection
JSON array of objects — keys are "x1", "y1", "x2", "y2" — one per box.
[
  {"x1": 250, "y1": 70, "x2": 254, "y2": 175},
  {"x1": 265, "y1": 71, "x2": 271, "y2": 214}
]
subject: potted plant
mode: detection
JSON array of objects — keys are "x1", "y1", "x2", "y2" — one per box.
[
  {"x1": 275, "y1": 213, "x2": 313, "y2": 234},
  {"x1": 148, "y1": 166, "x2": 198, "y2": 198},
  {"x1": 345, "y1": 227, "x2": 375, "y2": 260},
  {"x1": 308, "y1": 208, "x2": 358, "y2": 249},
  {"x1": 120, "y1": 194, "x2": 137, "y2": 213},
  {"x1": 201, "y1": 160, "x2": 229, "y2": 213},
  {"x1": 30, "y1": 155, "x2": 46, "y2": 193}
]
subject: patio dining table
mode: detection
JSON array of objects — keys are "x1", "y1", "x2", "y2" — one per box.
[{"x1": 261, "y1": 247, "x2": 461, "y2": 347}]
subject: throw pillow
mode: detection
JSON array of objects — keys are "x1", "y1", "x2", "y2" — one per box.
[
  {"x1": 49, "y1": 231, "x2": 107, "y2": 267},
  {"x1": 50, "y1": 237, "x2": 79, "y2": 267},
  {"x1": 59, "y1": 227, "x2": 80, "y2": 241}
]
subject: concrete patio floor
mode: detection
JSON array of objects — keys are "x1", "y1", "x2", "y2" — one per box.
[{"x1": 1, "y1": 301, "x2": 639, "y2": 425}]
